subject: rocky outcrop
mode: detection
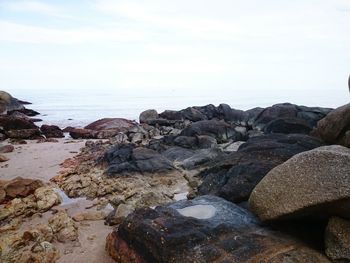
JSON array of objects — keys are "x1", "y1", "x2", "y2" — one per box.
[
  {"x1": 249, "y1": 145, "x2": 350, "y2": 221},
  {"x1": 180, "y1": 120, "x2": 242, "y2": 143},
  {"x1": 0, "y1": 115, "x2": 41, "y2": 139},
  {"x1": 0, "y1": 177, "x2": 44, "y2": 203},
  {"x1": 313, "y1": 103, "x2": 350, "y2": 147},
  {"x1": 105, "y1": 144, "x2": 174, "y2": 175},
  {"x1": 325, "y1": 217, "x2": 350, "y2": 262},
  {"x1": 263, "y1": 117, "x2": 312, "y2": 134},
  {"x1": 85, "y1": 118, "x2": 136, "y2": 131},
  {"x1": 0, "y1": 90, "x2": 25, "y2": 114},
  {"x1": 106, "y1": 195, "x2": 330, "y2": 263},
  {"x1": 198, "y1": 133, "x2": 323, "y2": 202},
  {"x1": 41, "y1": 124, "x2": 64, "y2": 138},
  {"x1": 139, "y1": 109, "x2": 158, "y2": 124}
]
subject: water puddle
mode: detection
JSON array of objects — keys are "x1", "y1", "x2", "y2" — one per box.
[{"x1": 177, "y1": 204, "x2": 216, "y2": 219}]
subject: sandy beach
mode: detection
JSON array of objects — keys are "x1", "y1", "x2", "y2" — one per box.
[{"x1": 0, "y1": 138, "x2": 115, "y2": 263}]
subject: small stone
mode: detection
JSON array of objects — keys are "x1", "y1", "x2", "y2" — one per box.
[
  {"x1": 72, "y1": 211, "x2": 106, "y2": 222},
  {"x1": 0, "y1": 154, "x2": 9, "y2": 162}
]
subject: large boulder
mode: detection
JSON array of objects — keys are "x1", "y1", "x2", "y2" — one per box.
[
  {"x1": 249, "y1": 145, "x2": 350, "y2": 221},
  {"x1": 139, "y1": 109, "x2": 158, "y2": 124},
  {"x1": 105, "y1": 145, "x2": 174, "y2": 175},
  {"x1": 0, "y1": 91, "x2": 24, "y2": 114},
  {"x1": 40, "y1": 124, "x2": 64, "y2": 138},
  {"x1": 0, "y1": 177, "x2": 44, "y2": 201},
  {"x1": 198, "y1": 134, "x2": 323, "y2": 203},
  {"x1": 263, "y1": 117, "x2": 312, "y2": 134},
  {"x1": 85, "y1": 118, "x2": 136, "y2": 131},
  {"x1": 0, "y1": 116, "x2": 38, "y2": 130},
  {"x1": 253, "y1": 103, "x2": 331, "y2": 131},
  {"x1": 106, "y1": 195, "x2": 330, "y2": 263},
  {"x1": 69, "y1": 128, "x2": 96, "y2": 139},
  {"x1": 6, "y1": 128, "x2": 41, "y2": 139},
  {"x1": 180, "y1": 120, "x2": 241, "y2": 143},
  {"x1": 313, "y1": 103, "x2": 350, "y2": 147},
  {"x1": 325, "y1": 217, "x2": 350, "y2": 262}
]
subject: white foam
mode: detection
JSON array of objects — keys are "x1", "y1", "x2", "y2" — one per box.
[{"x1": 177, "y1": 204, "x2": 216, "y2": 219}]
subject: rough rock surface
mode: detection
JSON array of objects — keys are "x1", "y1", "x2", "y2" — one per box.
[
  {"x1": 249, "y1": 145, "x2": 350, "y2": 221},
  {"x1": 263, "y1": 117, "x2": 312, "y2": 134},
  {"x1": 139, "y1": 109, "x2": 158, "y2": 124},
  {"x1": 105, "y1": 144, "x2": 174, "y2": 175},
  {"x1": 41, "y1": 124, "x2": 64, "y2": 138},
  {"x1": 198, "y1": 133, "x2": 323, "y2": 202},
  {"x1": 314, "y1": 103, "x2": 350, "y2": 147},
  {"x1": 180, "y1": 120, "x2": 241, "y2": 143},
  {"x1": 0, "y1": 144, "x2": 15, "y2": 153},
  {"x1": 106, "y1": 195, "x2": 330, "y2": 263},
  {"x1": 0, "y1": 90, "x2": 25, "y2": 114},
  {"x1": 325, "y1": 217, "x2": 350, "y2": 262},
  {"x1": 0, "y1": 177, "x2": 44, "y2": 202},
  {"x1": 85, "y1": 118, "x2": 136, "y2": 131}
]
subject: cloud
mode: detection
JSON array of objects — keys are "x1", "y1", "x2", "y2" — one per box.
[
  {"x1": 0, "y1": 21, "x2": 146, "y2": 44},
  {"x1": 1, "y1": 1, "x2": 59, "y2": 14}
]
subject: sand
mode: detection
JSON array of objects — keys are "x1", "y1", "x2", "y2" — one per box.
[
  {"x1": 0, "y1": 138, "x2": 116, "y2": 263},
  {"x1": 0, "y1": 139, "x2": 85, "y2": 181}
]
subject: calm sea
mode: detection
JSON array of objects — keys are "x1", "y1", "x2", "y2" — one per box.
[{"x1": 6, "y1": 88, "x2": 349, "y2": 128}]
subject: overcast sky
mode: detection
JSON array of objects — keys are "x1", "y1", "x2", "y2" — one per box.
[{"x1": 0, "y1": 0, "x2": 349, "y2": 98}]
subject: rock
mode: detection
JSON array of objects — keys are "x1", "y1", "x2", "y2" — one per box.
[
  {"x1": 6, "y1": 128, "x2": 41, "y2": 139},
  {"x1": 62, "y1": 126, "x2": 75, "y2": 133},
  {"x1": 173, "y1": 136, "x2": 197, "y2": 148},
  {"x1": 0, "y1": 144, "x2": 14, "y2": 153},
  {"x1": 162, "y1": 147, "x2": 195, "y2": 162},
  {"x1": 69, "y1": 128, "x2": 96, "y2": 139},
  {"x1": 264, "y1": 117, "x2": 312, "y2": 134},
  {"x1": 314, "y1": 103, "x2": 350, "y2": 146},
  {"x1": 180, "y1": 107, "x2": 207, "y2": 121},
  {"x1": 72, "y1": 211, "x2": 106, "y2": 221},
  {"x1": 106, "y1": 195, "x2": 330, "y2": 263},
  {"x1": 1, "y1": 177, "x2": 44, "y2": 200},
  {"x1": 180, "y1": 120, "x2": 240, "y2": 143},
  {"x1": 253, "y1": 103, "x2": 330, "y2": 131},
  {"x1": 249, "y1": 145, "x2": 350, "y2": 221},
  {"x1": 106, "y1": 204, "x2": 134, "y2": 225},
  {"x1": 217, "y1": 103, "x2": 248, "y2": 124},
  {"x1": 0, "y1": 90, "x2": 25, "y2": 114},
  {"x1": 105, "y1": 145, "x2": 174, "y2": 175},
  {"x1": 113, "y1": 133, "x2": 129, "y2": 144},
  {"x1": 48, "y1": 211, "x2": 78, "y2": 243},
  {"x1": 193, "y1": 104, "x2": 218, "y2": 120},
  {"x1": 197, "y1": 135, "x2": 217, "y2": 148},
  {"x1": 129, "y1": 132, "x2": 144, "y2": 144},
  {"x1": 85, "y1": 118, "x2": 136, "y2": 131},
  {"x1": 8, "y1": 110, "x2": 42, "y2": 122},
  {"x1": 198, "y1": 134, "x2": 323, "y2": 203},
  {"x1": 139, "y1": 109, "x2": 158, "y2": 124},
  {"x1": 0, "y1": 115, "x2": 38, "y2": 130},
  {"x1": 34, "y1": 186, "x2": 61, "y2": 211},
  {"x1": 40, "y1": 124, "x2": 64, "y2": 138},
  {"x1": 180, "y1": 148, "x2": 225, "y2": 170},
  {"x1": 159, "y1": 110, "x2": 183, "y2": 120},
  {"x1": 0, "y1": 154, "x2": 9, "y2": 162},
  {"x1": 221, "y1": 141, "x2": 245, "y2": 152},
  {"x1": 325, "y1": 217, "x2": 350, "y2": 262}
]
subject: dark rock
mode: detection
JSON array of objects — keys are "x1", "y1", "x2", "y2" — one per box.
[
  {"x1": 198, "y1": 134, "x2": 323, "y2": 203},
  {"x1": 180, "y1": 148, "x2": 225, "y2": 170},
  {"x1": 106, "y1": 195, "x2": 330, "y2": 263},
  {"x1": 69, "y1": 128, "x2": 96, "y2": 139},
  {"x1": 8, "y1": 111, "x2": 42, "y2": 122},
  {"x1": 139, "y1": 109, "x2": 158, "y2": 124},
  {"x1": 6, "y1": 129, "x2": 41, "y2": 139},
  {"x1": 180, "y1": 120, "x2": 240, "y2": 143},
  {"x1": 105, "y1": 145, "x2": 174, "y2": 175},
  {"x1": 173, "y1": 136, "x2": 197, "y2": 148},
  {"x1": 264, "y1": 117, "x2": 312, "y2": 134},
  {"x1": 62, "y1": 126, "x2": 75, "y2": 133},
  {"x1": 159, "y1": 110, "x2": 183, "y2": 121},
  {"x1": 162, "y1": 147, "x2": 195, "y2": 162},
  {"x1": 197, "y1": 135, "x2": 217, "y2": 148},
  {"x1": 217, "y1": 103, "x2": 248, "y2": 124},
  {"x1": 9, "y1": 108, "x2": 40, "y2": 117},
  {"x1": 325, "y1": 217, "x2": 350, "y2": 262},
  {"x1": 180, "y1": 107, "x2": 207, "y2": 122},
  {"x1": 313, "y1": 103, "x2": 350, "y2": 146},
  {"x1": 0, "y1": 116, "x2": 38, "y2": 130},
  {"x1": 193, "y1": 104, "x2": 218, "y2": 120},
  {"x1": 41, "y1": 125, "x2": 64, "y2": 138}
]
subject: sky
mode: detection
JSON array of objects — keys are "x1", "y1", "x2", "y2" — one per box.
[{"x1": 0, "y1": 0, "x2": 349, "y2": 99}]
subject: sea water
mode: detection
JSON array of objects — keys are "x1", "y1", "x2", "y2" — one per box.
[{"x1": 6, "y1": 88, "x2": 349, "y2": 128}]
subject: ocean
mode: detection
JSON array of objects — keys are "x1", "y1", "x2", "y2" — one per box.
[{"x1": 6, "y1": 88, "x2": 349, "y2": 128}]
